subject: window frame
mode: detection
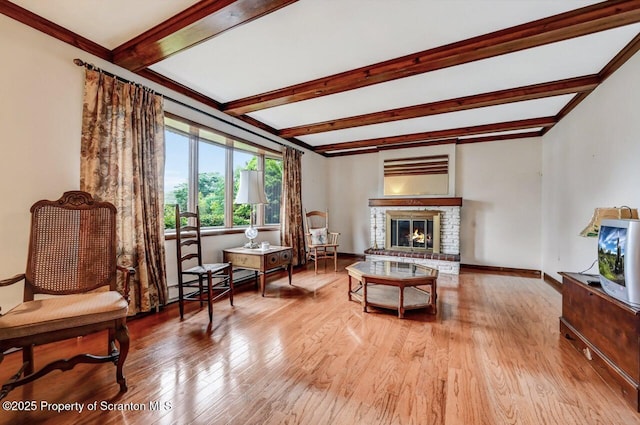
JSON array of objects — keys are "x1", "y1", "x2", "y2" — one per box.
[{"x1": 164, "y1": 113, "x2": 282, "y2": 236}]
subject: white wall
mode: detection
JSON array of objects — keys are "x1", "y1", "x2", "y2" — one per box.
[
  {"x1": 0, "y1": 15, "x2": 327, "y2": 313},
  {"x1": 541, "y1": 50, "x2": 640, "y2": 281},
  {"x1": 326, "y1": 139, "x2": 542, "y2": 271},
  {"x1": 0, "y1": 15, "x2": 84, "y2": 312},
  {"x1": 456, "y1": 138, "x2": 542, "y2": 269},
  {"x1": 326, "y1": 153, "x2": 379, "y2": 254}
]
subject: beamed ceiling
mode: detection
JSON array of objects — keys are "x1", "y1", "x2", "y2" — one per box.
[{"x1": 3, "y1": 0, "x2": 640, "y2": 156}]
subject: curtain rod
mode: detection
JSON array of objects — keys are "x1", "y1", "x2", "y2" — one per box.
[{"x1": 73, "y1": 59, "x2": 303, "y2": 154}]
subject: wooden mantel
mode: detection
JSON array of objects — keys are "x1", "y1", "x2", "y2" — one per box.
[{"x1": 369, "y1": 198, "x2": 463, "y2": 207}]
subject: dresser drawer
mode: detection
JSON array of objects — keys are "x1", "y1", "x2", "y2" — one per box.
[
  {"x1": 263, "y1": 249, "x2": 292, "y2": 269},
  {"x1": 226, "y1": 252, "x2": 261, "y2": 269}
]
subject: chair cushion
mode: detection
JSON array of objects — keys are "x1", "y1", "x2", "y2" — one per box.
[
  {"x1": 0, "y1": 291, "x2": 128, "y2": 340},
  {"x1": 310, "y1": 228, "x2": 328, "y2": 245},
  {"x1": 183, "y1": 263, "x2": 231, "y2": 275}
]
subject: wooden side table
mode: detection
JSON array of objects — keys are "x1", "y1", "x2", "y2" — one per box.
[{"x1": 223, "y1": 246, "x2": 292, "y2": 296}]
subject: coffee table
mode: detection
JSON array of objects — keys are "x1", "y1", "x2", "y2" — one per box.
[
  {"x1": 346, "y1": 260, "x2": 438, "y2": 318},
  {"x1": 223, "y1": 246, "x2": 292, "y2": 296}
]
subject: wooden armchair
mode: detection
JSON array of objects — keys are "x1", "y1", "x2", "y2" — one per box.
[
  {"x1": 304, "y1": 209, "x2": 340, "y2": 274},
  {"x1": 0, "y1": 191, "x2": 134, "y2": 399}
]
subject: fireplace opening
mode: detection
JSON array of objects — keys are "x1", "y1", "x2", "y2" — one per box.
[{"x1": 385, "y1": 211, "x2": 440, "y2": 253}]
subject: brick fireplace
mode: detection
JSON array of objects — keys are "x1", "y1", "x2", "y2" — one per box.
[{"x1": 365, "y1": 198, "x2": 462, "y2": 274}]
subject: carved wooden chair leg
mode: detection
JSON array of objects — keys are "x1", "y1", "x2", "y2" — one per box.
[
  {"x1": 178, "y1": 282, "x2": 185, "y2": 319},
  {"x1": 199, "y1": 276, "x2": 205, "y2": 308},
  {"x1": 0, "y1": 360, "x2": 27, "y2": 400},
  {"x1": 228, "y1": 268, "x2": 234, "y2": 307},
  {"x1": 23, "y1": 345, "x2": 34, "y2": 375},
  {"x1": 206, "y1": 271, "x2": 214, "y2": 323},
  {"x1": 108, "y1": 328, "x2": 116, "y2": 355},
  {"x1": 115, "y1": 321, "x2": 129, "y2": 392}
]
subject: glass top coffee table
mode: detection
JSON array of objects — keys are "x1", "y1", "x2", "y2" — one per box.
[{"x1": 346, "y1": 260, "x2": 438, "y2": 318}]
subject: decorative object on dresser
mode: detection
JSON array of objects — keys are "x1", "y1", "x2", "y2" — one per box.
[
  {"x1": 304, "y1": 209, "x2": 340, "y2": 274},
  {"x1": 175, "y1": 205, "x2": 233, "y2": 322},
  {"x1": 0, "y1": 191, "x2": 134, "y2": 400},
  {"x1": 223, "y1": 246, "x2": 292, "y2": 296},
  {"x1": 559, "y1": 272, "x2": 640, "y2": 411},
  {"x1": 579, "y1": 206, "x2": 638, "y2": 237}
]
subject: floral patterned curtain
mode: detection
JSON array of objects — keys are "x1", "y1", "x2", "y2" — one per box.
[
  {"x1": 280, "y1": 146, "x2": 306, "y2": 266},
  {"x1": 80, "y1": 69, "x2": 167, "y2": 315}
]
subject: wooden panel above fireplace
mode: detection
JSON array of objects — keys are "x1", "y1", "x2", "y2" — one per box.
[{"x1": 369, "y1": 198, "x2": 463, "y2": 207}]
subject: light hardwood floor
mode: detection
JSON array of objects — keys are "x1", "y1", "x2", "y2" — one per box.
[{"x1": 1, "y1": 258, "x2": 639, "y2": 425}]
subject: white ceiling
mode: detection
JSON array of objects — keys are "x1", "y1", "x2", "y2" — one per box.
[{"x1": 7, "y1": 0, "x2": 640, "y2": 154}]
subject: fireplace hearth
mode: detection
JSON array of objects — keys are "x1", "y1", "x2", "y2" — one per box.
[
  {"x1": 386, "y1": 210, "x2": 440, "y2": 253},
  {"x1": 368, "y1": 198, "x2": 462, "y2": 274}
]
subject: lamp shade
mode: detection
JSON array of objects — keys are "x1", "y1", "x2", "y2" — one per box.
[
  {"x1": 579, "y1": 207, "x2": 639, "y2": 237},
  {"x1": 235, "y1": 170, "x2": 267, "y2": 205}
]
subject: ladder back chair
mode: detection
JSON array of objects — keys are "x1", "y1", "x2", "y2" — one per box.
[
  {"x1": 0, "y1": 191, "x2": 134, "y2": 399},
  {"x1": 304, "y1": 209, "x2": 340, "y2": 274},
  {"x1": 175, "y1": 205, "x2": 233, "y2": 322}
]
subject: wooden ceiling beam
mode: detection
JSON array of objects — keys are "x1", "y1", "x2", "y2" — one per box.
[
  {"x1": 456, "y1": 130, "x2": 544, "y2": 145},
  {"x1": 553, "y1": 31, "x2": 640, "y2": 126},
  {"x1": 279, "y1": 75, "x2": 599, "y2": 138},
  {"x1": 113, "y1": 0, "x2": 298, "y2": 72},
  {"x1": 224, "y1": 0, "x2": 640, "y2": 115},
  {"x1": 137, "y1": 68, "x2": 223, "y2": 109},
  {"x1": 324, "y1": 139, "x2": 457, "y2": 158},
  {"x1": 0, "y1": 0, "x2": 111, "y2": 61},
  {"x1": 136, "y1": 69, "x2": 313, "y2": 152},
  {"x1": 314, "y1": 117, "x2": 555, "y2": 153}
]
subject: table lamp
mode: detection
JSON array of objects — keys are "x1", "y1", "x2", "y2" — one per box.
[
  {"x1": 235, "y1": 170, "x2": 267, "y2": 248},
  {"x1": 579, "y1": 206, "x2": 638, "y2": 237}
]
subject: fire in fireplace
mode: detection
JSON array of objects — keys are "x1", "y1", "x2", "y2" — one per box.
[{"x1": 385, "y1": 210, "x2": 441, "y2": 253}]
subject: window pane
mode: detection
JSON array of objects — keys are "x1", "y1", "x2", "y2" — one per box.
[
  {"x1": 198, "y1": 141, "x2": 226, "y2": 227},
  {"x1": 233, "y1": 152, "x2": 257, "y2": 226},
  {"x1": 264, "y1": 158, "x2": 282, "y2": 225},
  {"x1": 164, "y1": 129, "x2": 190, "y2": 229}
]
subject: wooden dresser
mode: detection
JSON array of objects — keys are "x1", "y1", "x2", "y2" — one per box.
[
  {"x1": 223, "y1": 246, "x2": 292, "y2": 297},
  {"x1": 559, "y1": 272, "x2": 640, "y2": 411}
]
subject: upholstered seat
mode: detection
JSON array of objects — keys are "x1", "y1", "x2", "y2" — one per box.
[{"x1": 0, "y1": 292, "x2": 128, "y2": 340}]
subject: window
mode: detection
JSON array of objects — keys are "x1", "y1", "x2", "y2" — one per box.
[
  {"x1": 264, "y1": 157, "x2": 282, "y2": 225},
  {"x1": 163, "y1": 115, "x2": 282, "y2": 230},
  {"x1": 198, "y1": 139, "x2": 226, "y2": 227},
  {"x1": 163, "y1": 128, "x2": 189, "y2": 229}
]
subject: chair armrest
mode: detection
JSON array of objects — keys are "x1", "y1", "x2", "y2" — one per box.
[
  {"x1": 0, "y1": 274, "x2": 26, "y2": 315},
  {"x1": 116, "y1": 266, "x2": 136, "y2": 302},
  {"x1": 0, "y1": 273, "x2": 25, "y2": 287}
]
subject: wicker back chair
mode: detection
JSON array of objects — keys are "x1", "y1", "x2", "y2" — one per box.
[
  {"x1": 0, "y1": 191, "x2": 134, "y2": 399},
  {"x1": 304, "y1": 209, "x2": 340, "y2": 274}
]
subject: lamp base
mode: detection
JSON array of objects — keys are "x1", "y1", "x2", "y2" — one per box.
[
  {"x1": 243, "y1": 240, "x2": 260, "y2": 249},
  {"x1": 244, "y1": 225, "x2": 259, "y2": 248}
]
